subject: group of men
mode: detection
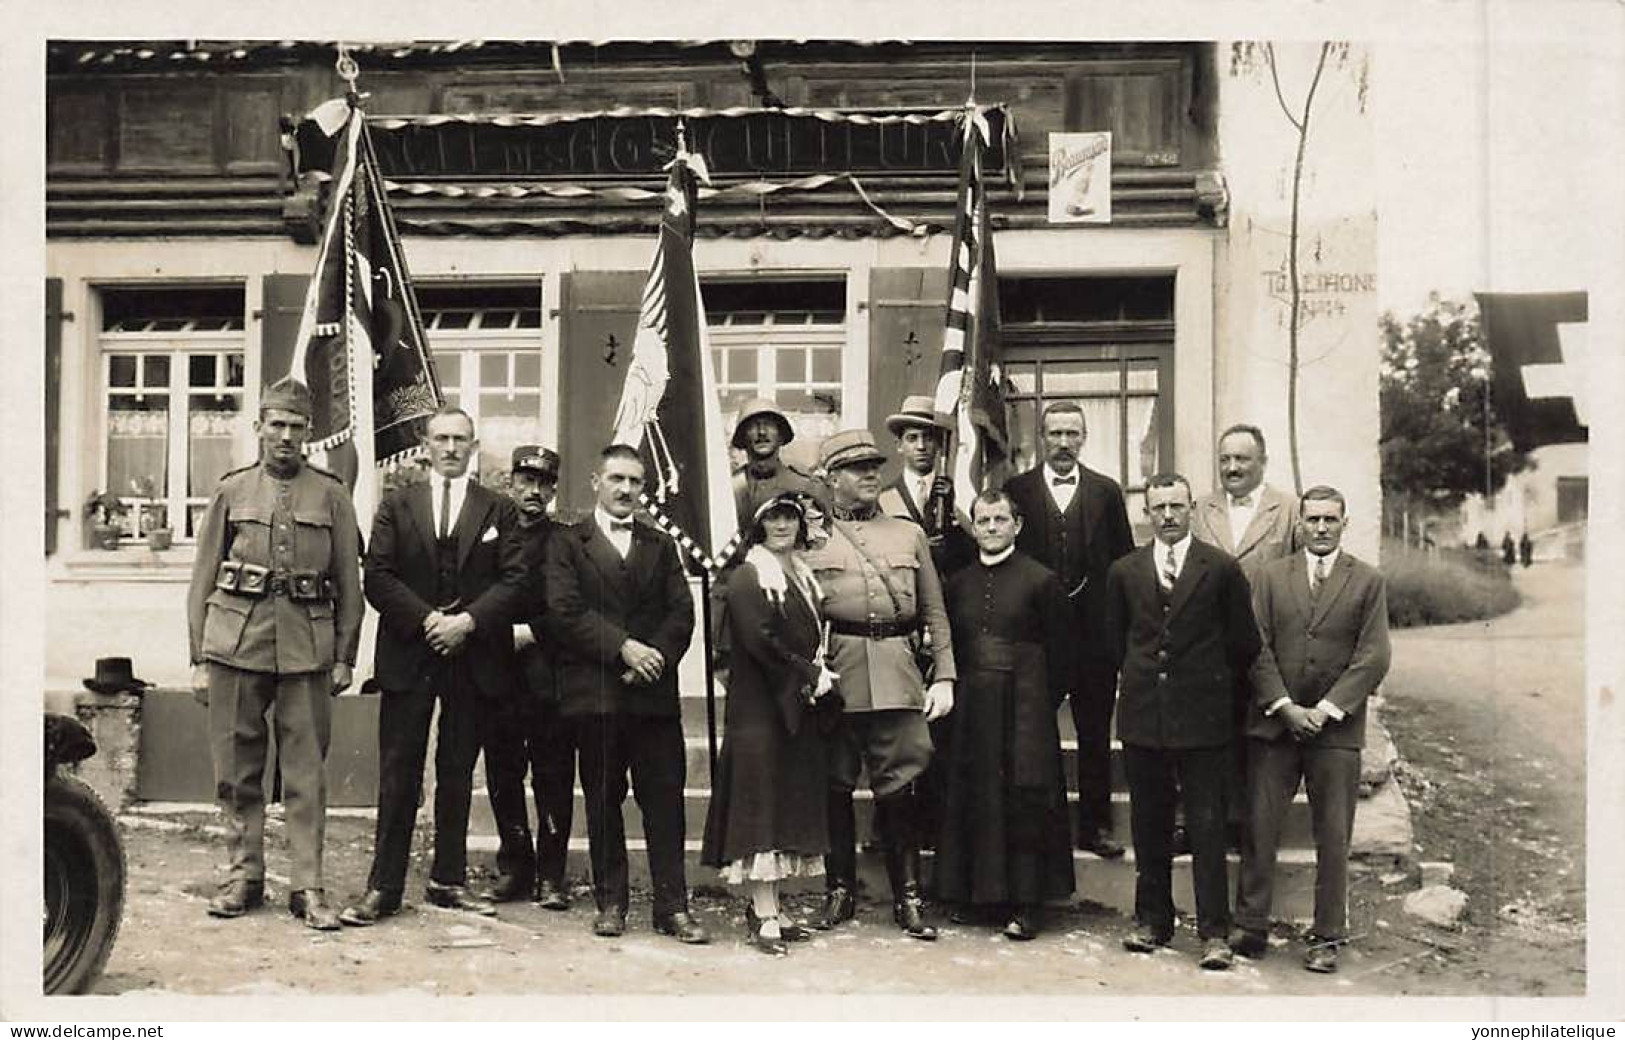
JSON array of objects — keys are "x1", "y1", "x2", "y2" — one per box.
[{"x1": 187, "y1": 376, "x2": 1389, "y2": 975}]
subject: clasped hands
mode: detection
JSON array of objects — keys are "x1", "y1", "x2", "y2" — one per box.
[
  {"x1": 619, "y1": 638, "x2": 666, "y2": 686},
  {"x1": 424, "y1": 609, "x2": 476, "y2": 656},
  {"x1": 1280, "y1": 702, "x2": 1329, "y2": 741}
]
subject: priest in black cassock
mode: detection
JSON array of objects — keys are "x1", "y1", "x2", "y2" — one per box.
[{"x1": 935, "y1": 489, "x2": 1076, "y2": 940}]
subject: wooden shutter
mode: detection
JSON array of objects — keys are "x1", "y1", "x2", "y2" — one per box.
[
  {"x1": 556, "y1": 271, "x2": 645, "y2": 517},
  {"x1": 260, "y1": 274, "x2": 309, "y2": 387},
  {"x1": 45, "y1": 278, "x2": 64, "y2": 555},
  {"x1": 866, "y1": 267, "x2": 949, "y2": 483}
]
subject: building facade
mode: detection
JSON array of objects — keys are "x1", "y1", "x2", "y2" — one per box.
[{"x1": 45, "y1": 40, "x2": 1380, "y2": 706}]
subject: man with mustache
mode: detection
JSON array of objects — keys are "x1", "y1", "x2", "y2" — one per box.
[
  {"x1": 805, "y1": 429, "x2": 957, "y2": 939},
  {"x1": 1106, "y1": 474, "x2": 1261, "y2": 970},
  {"x1": 481, "y1": 445, "x2": 576, "y2": 908},
  {"x1": 1003, "y1": 401, "x2": 1135, "y2": 860},
  {"x1": 729, "y1": 399, "x2": 826, "y2": 532},
  {"x1": 542, "y1": 444, "x2": 706, "y2": 943},
  {"x1": 187, "y1": 377, "x2": 362, "y2": 931},
  {"x1": 340, "y1": 408, "x2": 529, "y2": 926}
]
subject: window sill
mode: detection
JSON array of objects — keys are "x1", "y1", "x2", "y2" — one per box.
[{"x1": 53, "y1": 545, "x2": 197, "y2": 582}]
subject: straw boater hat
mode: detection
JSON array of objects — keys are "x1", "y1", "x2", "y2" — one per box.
[
  {"x1": 510, "y1": 444, "x2": 560, "y2": 480},
  {"x1": 731, "y1": 398, "x2": 795, "y2": 449},
  {"x1": 884, "y1": 394, "x2": 952, "y2": 438},
  {"x1": 817, "y1": 429, "x2": 887, "y2": 472}
]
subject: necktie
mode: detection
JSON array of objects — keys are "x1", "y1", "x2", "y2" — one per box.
[
  {"x1": 1052, "y1": 475, "x2": 1077, "y2": 487},
  {"x1": 1312, "y1": 554, "x2": 1329, "y2": 592},
  {"x1": 438, "y1": 479, "x2": 452, "y2": 539},
  {"x1": 1233, "y1": 493, "x2": 1253, "y2": 507},
  {"x1": 1160, "y1": 549, "x2": 1178, "y2": 590}
]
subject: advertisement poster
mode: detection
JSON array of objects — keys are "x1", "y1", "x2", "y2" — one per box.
[{"x1": 1048, "y1": 131, "x2": 1111, "y2": 224}]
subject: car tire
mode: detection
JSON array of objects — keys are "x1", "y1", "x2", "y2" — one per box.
[{"x1": 43, "y1": 771, "x2": 125, "y2": 995}]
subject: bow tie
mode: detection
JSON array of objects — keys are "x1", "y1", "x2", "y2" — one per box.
[
  {"x1": 608, "y1": 518, "x2": 634, "y2": 532},
  {"x1": 1051, "y1": 475, "x2": 1077, "y2": 487},
  {"x1": 1232, "y1": 494, "x2": 1254, "y2": 507}
]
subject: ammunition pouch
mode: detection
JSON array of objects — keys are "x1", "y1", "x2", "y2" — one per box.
[{"x1": 215, "y1": 561, "x2": 331, "y2": 602}]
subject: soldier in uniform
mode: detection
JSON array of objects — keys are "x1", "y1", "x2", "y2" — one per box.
[
  {"x1": 730, "y1": 398, "x2": 825, "y2": 531},
  {"x1": 482, "y1": 444, "x2": 576, "y2": 908},
  {"x1": 806, "y1": 429, "x2": 957, "y2": 940},
  {"x1": 187, "y1": 377, "x2": 363, "y2": 931}
]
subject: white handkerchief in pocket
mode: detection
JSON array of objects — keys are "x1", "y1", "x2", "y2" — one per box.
[{"x1": 480, "y1": 526, "x2": 499, "y2": 544}]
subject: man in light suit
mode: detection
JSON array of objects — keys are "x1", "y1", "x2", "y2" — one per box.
[
  {"x1": 542, "y1": 444, "x2": 706, "y2": 944},
  {"x1": 341, "y1": 407, "x2": 529, "y2": 926},
  {"x1": 1004, "y1": 401, "x2": 1135, "y2": 859},
  {"x1": 1189, "y1": 423, "x2": 1298, "y2": 849},
  {"x1": 1106, "y1": 474, "x2": 1261, "y2": 970},
  {"x1": 1231, "y1": 486, "x2": 1391, "y2": 973}
]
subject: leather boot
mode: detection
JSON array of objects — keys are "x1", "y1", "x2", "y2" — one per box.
[
  {"x1": 816, "y1": 790, "x2": 857, "y2": 930},
  {"x1": 877, "y1": 792, "x2": 937, "y2": 941}
]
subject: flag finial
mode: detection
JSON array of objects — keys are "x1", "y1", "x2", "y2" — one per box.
[{"x1": 336, "y1": 44, "x2": 362, "y2": 107}]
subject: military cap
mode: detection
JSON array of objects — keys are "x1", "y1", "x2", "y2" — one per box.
[
  {"x1": 511, "y1": 444, "x2": 560, "y2": 479},
  {"x1": 260, "y1": 377, "x2": 314, "y2": 418},
  {"x1": 731, "y1": 398, "x2": 795, "y2": 449},
  {"x1": 818, "y1": 428, "x2": 887, "y2": 471},
  {"x1": 884, "y1": 394, "x2": 952, "y2": 438}
]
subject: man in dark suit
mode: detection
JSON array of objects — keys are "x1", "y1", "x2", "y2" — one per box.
[
  {"x1": 542, "y1": 444, "x2": 707, "y2": 944},
  {"x1": 482, "y1": 445, "x2": 576, "y2": 908},
  {"x1": 1004, "y1": 401, "x2": 1135, "y2": 858},
  {"x1": 339, "y1": 407, "x2": 528, "y2": 926},
  {"x1": 1231, "y1": 486, "x2": 1391, "y2": 973},
  {"x1": 1106, "y1": 473, "x2": 1261, "y2": 970}
]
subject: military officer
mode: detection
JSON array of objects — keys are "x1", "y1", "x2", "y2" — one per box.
[
  {"x1": 730, "y1": 398, "x2": 826, "y2": 531},
  {"x1": 806, "y1": 428, "x2": 957, "y2": 940},
  {"x1": 187, "y1": 377, "x2": 363, "y2": 931}
]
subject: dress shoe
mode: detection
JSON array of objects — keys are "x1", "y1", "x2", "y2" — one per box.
[
  {"x1": 592, "y1": 907, "x2": 627, "y2": 937},
  {"x1": 744, "y1": 909, "x2": 789, "y2": 956},
  {"x1": 289, "y1": 888, "x2": 341, "y2": 931},
  {"x1": 814, "y1": 885, "x2": 856, "y2": 930},
  {"x1": 1079, "y1": 832, "x2": 1126, "y2": 859},
  {"x1": 338, "y1": 889, "x2": 402, "y2": 927},
  {"x1": 1228, "y1": 927, "x2": 1269, "y2": 959},
  {"x1": 653, "y1": 910, "x2": 711, "y2": 945},
  {"x1": 892, "y1": 890, "x2": 938, "y2": 941},
  {"x1": 1122, "y1": 924, "x2": 1172, "y2": 953},
  {"x1": 534, "y1": 878, "x2": 570, "y2": 911},
  {"x1": 1199, "y1": 938, "x2": 1236, "y2": 971},
  {"x1": 1303, "y1": 936, "x2": 1340, "y2": 973},
  {"x1": 747, "y1": 906, "x2": 811, "y2": 943},
  {"x1": 489, "y1": 872, "x2": 532, "y2": 903},
  {"x1": 207, "y1": 878, "x2": 265, "y2": 918},
  {"x1": 1169, "y1": 824, "x2": 1192, "y2": 857},
  {"x1": 424, "y1": 881, "x2": 496, "y2": 916},
  {"x1": 1003, "y1": 907, "x2": 1040, "y2": 941}
]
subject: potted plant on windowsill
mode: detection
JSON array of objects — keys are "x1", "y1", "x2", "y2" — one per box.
[
  {"x1": 132, "y1": 477, "x2": 172, "y2": 551},
  {"x1": 83, "y1": 491, "x2": 131, "y2": 551}
]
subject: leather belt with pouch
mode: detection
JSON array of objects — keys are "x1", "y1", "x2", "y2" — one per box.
[
  {"x1": 829, "y1": 616, "x2": 920, "y2": 640},
  {"x1": 216, "y1": 561, "x2": 333, "y2": 602}
]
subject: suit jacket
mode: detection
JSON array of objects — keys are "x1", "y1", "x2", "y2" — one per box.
[
  {"x1": 1191, "y1": 483, "x2": 1298, "y2": 586},
  {"x1": 878, "y1": 473, "x2": 975, "y2": 578},
  {"x1": 542, "y1": 515, "x2": 695, "y2": 718},
  {"x1": 1105, "y1": 538, "x2": 1263, "y2": 750},
  {"x1": 363, "y1": 479, "x2": 528, "y2": 697},
  {"x1": 1004, "y1": 464, "x2": 1135, "y2": 664},
  {"x1": 1246, "y1": 551, "x2": 1391, "y2": 749},
  {"x1": 515, "y1": 515, "x2": 567, "y2": 703}
]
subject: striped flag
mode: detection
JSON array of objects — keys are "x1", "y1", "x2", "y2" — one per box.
[
  {"x1": 611, "y1": 140, "x2": 740, "y2": 573},
  {"x1": 285, "y1": 98, "x2": 441, "y2": 535},
  {"x1": 933, "y1": 106, "x2": 1011, "y2": 514}
]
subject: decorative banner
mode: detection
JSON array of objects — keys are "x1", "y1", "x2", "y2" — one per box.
[
  {"x1": 1048, "y1": 131, "x2": 1112, "y2": 225},
  {"x1": 1475, "y1": 291, "x2": 1591, "y2": 452}
]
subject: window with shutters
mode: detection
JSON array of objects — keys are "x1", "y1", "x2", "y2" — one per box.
[
  {"x1": 703, "y1": 279, "x2": 846, "y2": 458},
  {"x1": 97, "y1": 285, "x2": 247, "y2": 544},
  {"x1": 417, "y1": 284, "x2": 544, "y2": 480},
  {"x1": 1000, "y1": 275, "x2": 1176, "y2": 541}
]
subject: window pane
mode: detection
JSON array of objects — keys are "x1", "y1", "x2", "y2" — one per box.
[
  {"x1": 1125, "y1": 396, "x2": 1160, "y2": 490},
  {"x1": 443, "y1": 388, "x2": 462, "y2": 408},
  {"x1": 1127, "y1": 490, "x2": 1150, "y2": 545},
  {"x1": 188, "y1": 354, "x2": 216, "y2": 387},
  {"x1": 778, "y1": 388, "x2": 841, "y2": 414},
  {"x1": 719, "y1": 389, "x2": 754, "y2": 416},
  {"x1": 106, "y1": 395, "x2": 169, "y2": 503},
  {"x1": 189, "y1": 393, "x2": 243, "y2": 496},
  {"x1": 1006, "y1": 362, "x2": 1037, "y2": 394},
  {"x1": 1043, "y1": 361, "x2": 1118, "y2": 396},
  {"x1": 1008, "y1": 398, "x2": 1040, "y2": 473},
  {"x1": 1077, "y1": 398, "x2": 1123, "y2": 482},
  {"x1": 436, "y1": 353, "x2": 461, "y2": 386},
  {"x1": 143, "y1": 354, "x2": 171, "y2": 387},
  {"x1": 1126, "y1": 363, "x2": 1159, "y2": 392},
  {"x1": 810, "y1": 348, "x2": 841, "y2": 384},
  {"x1": 777, "y1": 348, "x2": 806, "y2": 383},
  {"x1": 729, "y1": 348, "x2": 758, "y2": 385},
  {"x1": 513, "y1": 352, "x2": 542, "y2": 388},
  {"x1": 109, "y1": 354, "x2": 138, "y2": 388},
  {"x1": 225, "y1": 353, "x2": 245, "y2": 387},
  {"x1": 478, "y1": 353, "x2": 508, "y2": 386},
  {"x1": 479, "y1": 390, "x2": 540, "y2": 419}
]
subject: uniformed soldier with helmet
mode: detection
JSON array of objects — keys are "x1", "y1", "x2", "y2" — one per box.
[
  {"x1": 730, "y1": 398, "x2": 826, "y2": 532},
  {"x1": 806, "y1": 428, "x2": 957, "y2": 939},
  {"x1": 187, "y1": 376, "x2": 363, "y2": 931}
]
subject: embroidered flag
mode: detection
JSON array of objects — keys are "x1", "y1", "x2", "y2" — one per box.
[{"x1": 1474, "y1": 291, "x2": 1590, "y2": 452}]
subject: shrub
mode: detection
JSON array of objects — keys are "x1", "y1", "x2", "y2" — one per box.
[{"x1": 1382, "y1": 540, "x2": 1520, "y2": 628}]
